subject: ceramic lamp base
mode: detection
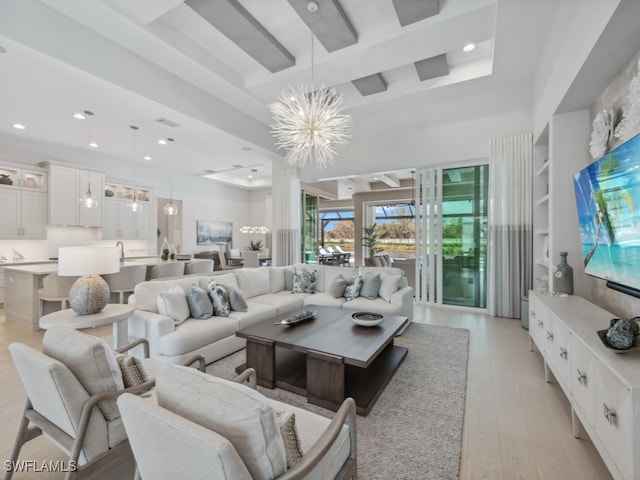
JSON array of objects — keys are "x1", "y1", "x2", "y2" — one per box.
[{"x1": 68, "y1": 275, "x2": 110, "y2": 315}]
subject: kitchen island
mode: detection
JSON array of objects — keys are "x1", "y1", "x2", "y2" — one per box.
[{"x1": 3, "y1": 257, "x2": 168, "y2": 331}]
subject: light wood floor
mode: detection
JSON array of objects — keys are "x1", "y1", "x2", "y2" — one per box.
[{"x1": 0, "y1": 305, "x2": 611, "y2": 479}]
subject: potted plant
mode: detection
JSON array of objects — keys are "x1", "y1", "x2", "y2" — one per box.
[
  {"x1": 362, "y1": 223, "x2": 381, "y2": 261},
  {"x1": 247, "y1": 240, "x2": 264, "y2": 252}
]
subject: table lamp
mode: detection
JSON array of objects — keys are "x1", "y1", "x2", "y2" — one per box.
[{"x1": 58, "y1": 246, "x2": 120, "y2": 315}]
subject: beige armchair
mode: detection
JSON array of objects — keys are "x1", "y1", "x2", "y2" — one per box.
[
  {"x1": 118, "y1": 365, "x2": 357, "y2": 480},
  {"x1": 7, "y1": 326, "x2": 205, "y2": 480},
  {"x1": 7, "y1": 327, "x2": 155, "y2": 480}
]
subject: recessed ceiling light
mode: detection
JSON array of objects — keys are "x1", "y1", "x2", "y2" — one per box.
[
  {"x1": 72, "y1": 112, "x2": 86, "y2": 120},
  {"x1": 144, "y1": 156, "x2": 152, "y2": 161},
  {"x1": 158, "y1": 139, "x2": 167, "y2": 145},
  {"x1": 12, "y1": 123, "x2": 26, "y2": 130},
  {"x1": 89, "y1": 142, "x2": 99, "y2": 148},
  {"x1": 248, "y1": 175, "x2": 253, "y2": 179},
  {"x1": 463, "y1": 43, "x2": 476, "y2": 52}
]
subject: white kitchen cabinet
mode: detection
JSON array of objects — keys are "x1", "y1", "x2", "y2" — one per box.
[
  {"x1": 48, "y1": 164, "x2": 104, "y2": 227},
  {"x1": 103, "y1": 182, "x2": 152, "y2": 239},
  {"x1": 529, "y1": 290, "x2": 640, "y2": 480},
  {"x1": 0, "y1": 164, "x2": 47, "y2": 239}
]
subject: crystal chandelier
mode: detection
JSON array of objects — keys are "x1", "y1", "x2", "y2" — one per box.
[
  {"x1": 269, "y1": 1, "x2": 352, "y2": 168},
  {"x1": 129, "y1": 125, "x2": 143, "y2": 213},
  {"x1": 240, "y1": 226, "x2": 270, "y2": 234},
  {"x1": 163, "y1": 138, "x2": 179, "y2": 216}
]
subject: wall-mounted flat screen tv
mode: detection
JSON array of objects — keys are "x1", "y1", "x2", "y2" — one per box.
[{"x1": 573, "y1": 132, "x2": 640, "y2": 296}]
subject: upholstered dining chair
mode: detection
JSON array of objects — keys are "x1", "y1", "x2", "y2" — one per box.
[
  {"x1": 219, "y1": 252, "x2": 242, "y2": 270},
  {"x1": 103, "y1": 264, "x2": 148, "y2": 304},
  {"x1": 148, "y1": 262, "x2": 185, "y2": 280},
  {"x1": 118, "y1": 365, "x2": 357, "y2": 480},
  {"x1": 37, "y1": 272, "x2": 79, "y2": 318},
  {"x1": 7, "y1": 326, "x2": 205, "y2": 480},
  {"x1": 184, "y1": 259, "x2": 214, "y2": 275}
]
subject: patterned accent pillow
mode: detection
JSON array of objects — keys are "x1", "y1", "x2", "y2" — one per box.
[
  {"x1": 291, "y1": 268, "x2": 316, "y2": 294},
  {"x1": 114, "y1": 353, "x2": 150, "y2": 388},
  {"x1": 343, "y1": 276, "x2": 363, "y2": 301},
  {"x1": 276, "y1": 411, "x2": 304, "y2": 469},
  {"x1": 206, "y1": 281, "x2": 231, "y2": 317}
]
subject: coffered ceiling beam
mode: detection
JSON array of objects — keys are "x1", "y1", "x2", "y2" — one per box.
[
  {"x1": 286, "y1": 0, "x2": 357, "y2": 52},
  {"x1": 352, "y1": 73, "x2": 387, "y2": 96},
  {"x1": 415, "y1": 54, "x2": 449, "y2": 81},
  {"x1": 392, "y1": 0, "x2": 440, "y2": 27},
  {"x1": 376, "y1": 174, "x2": 401, "y2": 188},
  {"x1": 185, "y1": 0, "x2": 295, "y2": 73}
]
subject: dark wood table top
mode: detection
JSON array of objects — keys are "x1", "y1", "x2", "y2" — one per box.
[{"x1": 236, "y1": 306, "x2": 408, "y2": 368}]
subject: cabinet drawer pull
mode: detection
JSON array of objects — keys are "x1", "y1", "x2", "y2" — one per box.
[
  {"x1": 559, "y1": 347, "x2": 567, "y2": 359},
  {"x1": 576, "y1": 369, "x2": 587, "y2": 385},
  {"x1": 546, "y1": 331, "x2": 554, "y2": 342},
  {"x1": 603, "y1": 404, "x2": 617, "y2": 425}
]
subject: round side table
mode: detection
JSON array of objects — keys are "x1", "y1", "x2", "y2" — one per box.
[{"x1": 39, "y1": 304, "x2": 134, "y2": 348}]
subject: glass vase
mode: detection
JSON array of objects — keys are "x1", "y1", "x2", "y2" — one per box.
[{"x1": 553, "y1": 252, "x2": 574, "y2": 295}]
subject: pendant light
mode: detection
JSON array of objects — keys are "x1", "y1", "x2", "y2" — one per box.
[
  {"x1": 77, "y1": 110, "x2": 99, "y2": 209},
  {"x1": 129, "y1": 125, "x2": 142, "y2": 213},
  {"x1": 163, "y1": 138, "x2": 179, "y2": 216}
]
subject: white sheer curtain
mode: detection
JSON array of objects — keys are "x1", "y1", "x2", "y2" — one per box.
[
  {"x1": 488, "y1": 133, "x2": 533, "y2": 318},
  {"x1": 271, "y1": 160, "x2": 301, "y2": 266}
]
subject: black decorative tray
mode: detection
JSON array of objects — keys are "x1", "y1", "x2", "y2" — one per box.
[
  {"x1": 597, "y1": 329, "x2": 640, "y2": 353},
  {"x1": 275, "y1": 310, "x2": 317, "y2": 326}
]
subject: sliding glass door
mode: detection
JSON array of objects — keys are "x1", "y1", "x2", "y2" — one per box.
[{"x1": 416, "y1": 164, "x2": 488, "y2": 308}]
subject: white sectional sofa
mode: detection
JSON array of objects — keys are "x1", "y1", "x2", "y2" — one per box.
[{"x1": 128, "y1": 264, "x2": 413, "y2": 364}]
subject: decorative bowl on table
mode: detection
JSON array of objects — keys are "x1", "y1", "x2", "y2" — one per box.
[
  {"x1": 275, "y1": 309, "x2": 317, "y2": 326},
  {"x1": 597, "y1": 317, "x2": 640, "y2": 353},
  {"x1": 352, "y1": 312, "x2": 384, "y2": 327}
]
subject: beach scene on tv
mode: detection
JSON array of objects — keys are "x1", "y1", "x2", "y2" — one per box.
[{"x1": 573, "y1": 133, "x2": 640, "y2": 291}]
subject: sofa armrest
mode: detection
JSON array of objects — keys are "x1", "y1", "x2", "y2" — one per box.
[
  {"x1": 128, "y1": 310, "x2": 176, "y2": 359},
  {"x1": 390, "y1": 286, "x2": 414, "y2": 322},
  {"x1": 278, "y1": 397, "x2": 357, "y2": 480}
]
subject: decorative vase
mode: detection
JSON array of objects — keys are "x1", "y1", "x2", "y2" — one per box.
[
  {"x1": 0, "y1": 174, "x2": 13, "y2": 185},
  {"x1": 161, "y1": 237, "x2": 170, "y2": 261},
  {"x1": 553, "y1": 252, "x2": 574, "y2": 295}
]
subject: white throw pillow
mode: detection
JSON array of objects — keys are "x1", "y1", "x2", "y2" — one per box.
[
  {"x1": 378, "y1": 272, "x2": 402, "y2": 302},
  {"x1": 156, "y1": 365, "x2": 287, "y2": 480},
  {"x1": 157, "y1": 284, "x2": 191, "y2": 325}
]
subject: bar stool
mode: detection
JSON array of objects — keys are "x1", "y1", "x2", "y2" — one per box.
[
  {"x1": 37, "y1": 273, "x2": 79, "y2": 318},
  {"x1": 184, "y1": 259, "x2": 214, "y2": 275},
  {"x1": 103, "y1": 264, "x2": 148, "y2": 304},
  {"x1": 148, "y1": 262, "x2": 185, "y2": 280}
]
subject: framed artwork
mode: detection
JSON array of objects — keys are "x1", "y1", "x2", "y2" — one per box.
[{"x1": 196, "y1": 220, "x2": 232, "y2": 246}]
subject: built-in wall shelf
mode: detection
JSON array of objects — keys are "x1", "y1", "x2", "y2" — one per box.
[
  {"x1": 535, "y1": 194, "x2": 549, "y2": 206},
  {"x1": 536, "y1": 160, "x2": 550, "y2": 176}
]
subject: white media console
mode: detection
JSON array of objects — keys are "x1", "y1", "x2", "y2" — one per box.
[{"x1": 529, "y1": 290, "x2": 640, "y2": 480}]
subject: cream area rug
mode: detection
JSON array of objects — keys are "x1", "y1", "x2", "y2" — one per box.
[{"x1": 207, "y1": 323, "x2": 470, "y2": 480}]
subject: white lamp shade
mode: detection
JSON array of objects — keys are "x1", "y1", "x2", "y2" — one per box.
[{"x1": 58, "y1": 246, "x2": 121, "y2": 276}]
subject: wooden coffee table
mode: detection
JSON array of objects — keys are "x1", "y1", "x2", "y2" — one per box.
[{"x1": 236, "y1": 306, "x2": 408, "y2": 415}]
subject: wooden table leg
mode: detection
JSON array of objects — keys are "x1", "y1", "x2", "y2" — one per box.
[
  {"x1": 246, "y1": 337, "x2": 276, "y2": 388},
  {"x1": 307, "y1": 350, "x2": 345, "y2": 411}
]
